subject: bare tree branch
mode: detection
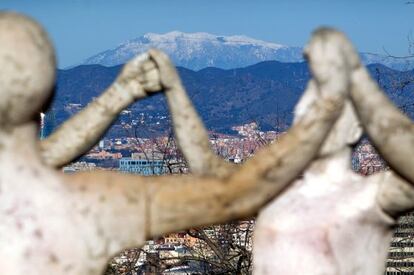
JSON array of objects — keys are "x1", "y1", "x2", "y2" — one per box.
[{"x1": 381, "y1": 46, "x2": 414, "y2": 59}]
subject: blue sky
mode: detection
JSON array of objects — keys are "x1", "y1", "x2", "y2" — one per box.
[{"x1": 1, "y1": 0, "x2": 413, "y2": 68}]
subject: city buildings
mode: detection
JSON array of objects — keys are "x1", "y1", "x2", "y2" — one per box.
[{"x1": 119, "y1": 158, "x2": 167, "y2": 175}]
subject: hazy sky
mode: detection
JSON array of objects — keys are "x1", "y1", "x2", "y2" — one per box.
[{"x1": 1, "y1": 0, "x2": 413, "y2": 67}]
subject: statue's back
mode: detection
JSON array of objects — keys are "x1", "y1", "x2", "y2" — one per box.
[{"x1": 253, "y1": 166, "x2": 395, "y2": 275}]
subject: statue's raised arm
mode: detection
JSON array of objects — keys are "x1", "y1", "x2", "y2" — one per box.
[
  {"x1": 40, "y1": 52, "x2": 162, "y2": 168},
  {"x1": 349, "y1": 52, "x2": 414, "y2": 184},
  {"x1": 332, "y1": 27, "x2": 414, "y2": 215}
]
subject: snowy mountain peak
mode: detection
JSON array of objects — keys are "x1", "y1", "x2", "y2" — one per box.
[
  {"x1": 81, "y1": 31, "x2": 300, "y2": 70},
  {"x1": 81, "y1": 31, "x2": 414, "y2": 71},
  {"x1": 137, "y1": 31, "x2": 287, "y2": 49}
]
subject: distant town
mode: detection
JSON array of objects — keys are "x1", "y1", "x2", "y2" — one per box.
[{"x1": 57, "y1": 121, "x2": 282, "y2": 174}]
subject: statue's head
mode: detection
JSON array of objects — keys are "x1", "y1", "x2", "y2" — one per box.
[
  {"x1": 294, "y1": 85, "x2": 362, "y2": 157},
  {"x1": 319, "y1": 100, "x2": 362, "y2": 155},
  {"x1": 0, "y1": 12, "x2": 56, "y2": 126}
]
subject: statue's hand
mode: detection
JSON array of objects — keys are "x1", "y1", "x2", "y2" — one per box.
[
  {"x1": 116, "y1": 52, "x2": 162, "y2": 99},
  {"x1": 303, "y1": 28, "x2": 356, "y2": 101},
  {"x1": 148, "y1": 49, "x2": 182, "y2": 91}
]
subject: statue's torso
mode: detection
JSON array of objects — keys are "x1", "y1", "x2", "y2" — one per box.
[
  {"x1": 254, "y1": 162, "x2": 395, "y2": 275},
  {"x1": 0, "y1": 145, "x2": 145, "y2": 275},
  {"x1": 0, "y1": 151, "x2": 94, "y2": 274}
]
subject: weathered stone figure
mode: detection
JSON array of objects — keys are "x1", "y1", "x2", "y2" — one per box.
[
  {"x1": 349, "y1": 44, "x2": 414, "y2": 215},
  {"x1": 252, "y1": 29, "x2": 407, "y2": 275},
  {"x1": 0, "y1": 12, "x2": 345, "y2": 274},
  {"x1": 156, "y1": 28, "x2": 414, "y2": 274}
]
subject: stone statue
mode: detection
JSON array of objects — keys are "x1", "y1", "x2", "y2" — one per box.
[
  {"x1": 0, "y1": 12, "x2": 344, "y2": 275},
  {"x1": 157, "y1": 28, "x2": 414, "y2": 275},
  {"x1": 252, "y1": 29, "x2": 410, "y2": 275}
]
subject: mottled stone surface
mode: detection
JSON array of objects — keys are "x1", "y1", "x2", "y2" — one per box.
[
  {"x1": 0, "y1": 13, "x2": 347, "y2": 275},
  {"x1": 4, "y1": 10, "x2": 405, "y2": 275},
  {"x1": 253, "y1": 29, "x2": 412, "y2": 275}
]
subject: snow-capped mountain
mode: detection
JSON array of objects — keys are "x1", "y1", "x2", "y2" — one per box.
[
  {"x1": 81, "y1": 31, "x2": 414, "y2": 70},
  {"x1": 81, "y1": 31, "x2": 303, "y2": 70}
]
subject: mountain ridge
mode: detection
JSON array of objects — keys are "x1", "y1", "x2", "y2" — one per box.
[
  {"x1": 45, "y1": 60, "x2": 414, "y2": 139},
  {"x1": 79, "y1": 31, "x2": 414, "y2": 71}
]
